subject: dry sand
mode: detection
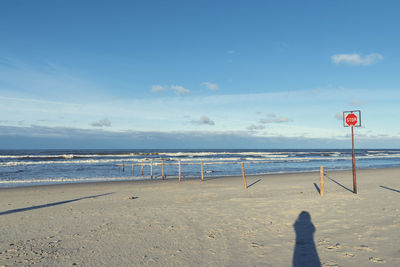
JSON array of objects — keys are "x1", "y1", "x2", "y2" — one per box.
[{"x1": 0, "y1": 168, "x2": 399, "y2": 266}]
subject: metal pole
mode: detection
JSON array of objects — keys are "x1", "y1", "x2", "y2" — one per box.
[{"x1": 352, "y1": 126, "x2": 357, "y2": 194}]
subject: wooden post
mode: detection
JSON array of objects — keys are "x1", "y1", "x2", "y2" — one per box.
[
  {"x1": 178, "y1": 160, "x2": 181, "y2": 182},
  {"x1": 241, "y1": 163, "x2": 247, "y2": 189},
  {"x1": 132, "y1": 163, "x2": 134, "y2": 176},
  {"x1": 320, "y1": 165, "x2": 325, "y2": 196},
  {"x1": 162, "y1": 160, "x2": 165, "y2": 180},
  {"x1": 118, "y1": 164, "x2": 120, "y2": 171},
  {"x1": 150, "y1": 160, "x2": 153, "y2": 179},
  {"x1": 201, "y1": 161, "x2": 204, "y2": 181},
  {"x1": 122, "y1": 163, "x2": 125, "y2": 172},
  {"x1": 141, "y1": 160, "x2": 144, "y2": 176}
]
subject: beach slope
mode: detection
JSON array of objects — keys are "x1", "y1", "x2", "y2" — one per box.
[{"x1": 1, "y1": 168, "x2": 399, "y2": 266}]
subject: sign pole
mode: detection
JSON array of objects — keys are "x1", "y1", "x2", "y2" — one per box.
[
  {"x1": 344, "y1": 110, "x2": 360, "y2": 194},
  {"x1": 351, "y1": 126, "x2": 357, "y2": 194}
]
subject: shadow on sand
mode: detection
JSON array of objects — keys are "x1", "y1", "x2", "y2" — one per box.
[
  {"x1": 247, "y1": 179, "x2": 261, "y2": 188},
  {"x1": 313, "y1": 183, "x2": 321, "y2": 194},
  {"x1": 380, "y1": 185, "x2": 400, "y2": 193},
  {"x1": 0, "y1": 193, "x2": 113, "y2": 216},
  {"x1": 326, "y1": 176, "x2": 353, "y2": 193},
  {"x1": 293, "y1": 211, "x2": 321, "y2": 267}
]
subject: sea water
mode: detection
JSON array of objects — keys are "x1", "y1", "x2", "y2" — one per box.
[{"x1": 0, "y1": 149, "x2": 399, "y2": 188}]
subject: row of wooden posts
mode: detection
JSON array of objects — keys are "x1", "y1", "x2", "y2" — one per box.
[
  {"x1": 117, "y1": 159, "x2": 248, "y2": 188},
  {"x1": 117, "y1": 160, "x2": 325, "y2": 193}
]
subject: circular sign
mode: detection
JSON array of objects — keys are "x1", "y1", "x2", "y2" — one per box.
[{"x1": 345, "y1": 113, "x2": 358, "y2": 126}]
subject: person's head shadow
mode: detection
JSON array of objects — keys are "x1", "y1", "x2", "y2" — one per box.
[{"x1": 293, "y1": 211, "x2": 321, "y2": 267}]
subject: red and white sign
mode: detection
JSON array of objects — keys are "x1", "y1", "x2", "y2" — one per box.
[{"x1": 345, "y1": 113, "x2": 358, "y2": 127}]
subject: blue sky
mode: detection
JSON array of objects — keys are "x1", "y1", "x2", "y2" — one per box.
[{"x1": 1, "y1": 0, "x2": 399, "y2": 149}]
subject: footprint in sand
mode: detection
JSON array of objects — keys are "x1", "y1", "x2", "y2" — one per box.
[
  {"x1": 353, "y1": 245, "x2": 373, "y2": 252},
  {"x1": 249, "y1": 242, "x2": 264, "y2": 248},
  {"x1": 325, "y1": 243, "x2": 342, "y2": 250},
  {"x1": 322, "y1": 261, "x2": 340, "y2": 267},
  {"x1": 369, "y1": 257, "x2": 385, "y2": 263},
  {"x1": 318, "y1": 238, "x2": 331, "y2": 246},
  {"x1": 207, "y1": 233, "x2": 216, "y2": 239},
  {"x1": 342, "y1": 252, "x2": 355, "y2": 257}
]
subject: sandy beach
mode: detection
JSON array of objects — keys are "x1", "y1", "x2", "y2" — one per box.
[{"x1": 0, "y1": 168, "x2": 399, "y2": 266}]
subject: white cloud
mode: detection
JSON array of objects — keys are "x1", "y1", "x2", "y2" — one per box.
[
  {"x1": 171, "y1": 85, "x2": 190, "y2": 95},
  {"x1": 90, "y1": 118, "x2": 111, "y2": 127},
  {"x1": 331, "y1": 53, "x2": 383, "y2": 66},
  {"x1": 190, "y1": 116, "x2": 215, "y2": 126},
  {"x1": 201, "y1": 82, "x2": 219, "y2": 91},
  {"x1": 151, "y1": 85, "x2": 168, "y2": 92}
]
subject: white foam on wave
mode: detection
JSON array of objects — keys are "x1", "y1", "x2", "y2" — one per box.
[
  {"x1": 0, "y1": 158, "x2": 125, "y2": 167},
  {"x1": 1, "y1": 154, "x2": 381, "y2": 167},
  {"x1": 0, "y1": 153, "x2": 142, "y2": 159}
]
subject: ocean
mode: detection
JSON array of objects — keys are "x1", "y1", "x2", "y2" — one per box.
[{"x1": 0, "y1": 149, "x2": 399, "y2": 188}]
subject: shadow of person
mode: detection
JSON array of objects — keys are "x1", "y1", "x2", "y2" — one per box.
[{"x1": 293, "y1": 211, "x2": 321, "y2": 267}]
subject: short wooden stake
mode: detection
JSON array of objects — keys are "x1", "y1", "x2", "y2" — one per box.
[
  {"x1": 178, "y1": 160, "x2": 181, "y2": 182},
  {"x1": 150, "y1": 160, "x2": 153, "y2": 179},
  {"x1": 141, "y1": 160, "x2": 144, "y2": 176},
  {"x1": 132, "y1": 163, "x2": 134, "y2": 176},
  {"x1": 162, "y1": 160, "x2": 165, "y2": 180},
  {"x1": 201, "y1": 161, "x2": 204, "y2": 181},
  {"x1": 241, "y1": 163, "x2": 247, "y2": 189},
  {"x1": 320, "y1": 165, "x2": 325, "y2": 196},
  {"x1": 118, "y1": 164, "x2": 120, "y2": 171}
]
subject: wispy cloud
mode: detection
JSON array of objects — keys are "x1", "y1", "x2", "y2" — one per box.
[
  {"x1": 190, "y1": 116, "x2": 215, "y2": 126},
  {"x1": 0, "y1": 58, "x2": 108, "y2": 102},
  {"x1": 171, "y1": 85, "x2": 190, "y2": 95},
  {"x1": 331, "y1": 53, "x2": 383, "y2": 66},
  {"x1": 90, "y1": 118, "x2": 111, "y2": 127},
  {"x1": 2, "y1": 124, "x2": 398, "y2": 149},
  {"x1": 259, "y1": 114, "x2": 292, "y2": 124},
  {"x1": 349, "y1": 100, "x2": 368, "y2": 106},
  {"x1": 312, "y1": 84, "x2": 347, "y2": 94},
  {"x1": 247, "y1": 124, "x2": 266, "y2": 131},
  {"x1": 227, "y1": 50, "x2": 236, "y2": 54},
  {"x1": 335, "y1": 112, "x2": 343, "y2": 121},
  {"x1": 2, "y1": 88, "x2": 399, "y2": 140},
  {"x1": 150, "y1": 84, "x2": 190, "y2": 95},
  {"x1": 201, "y1": 82, "x2": 219, "y2": 91},
  {"x1": 151, "y1": 85, "x2": 168, "y2": 92}
]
